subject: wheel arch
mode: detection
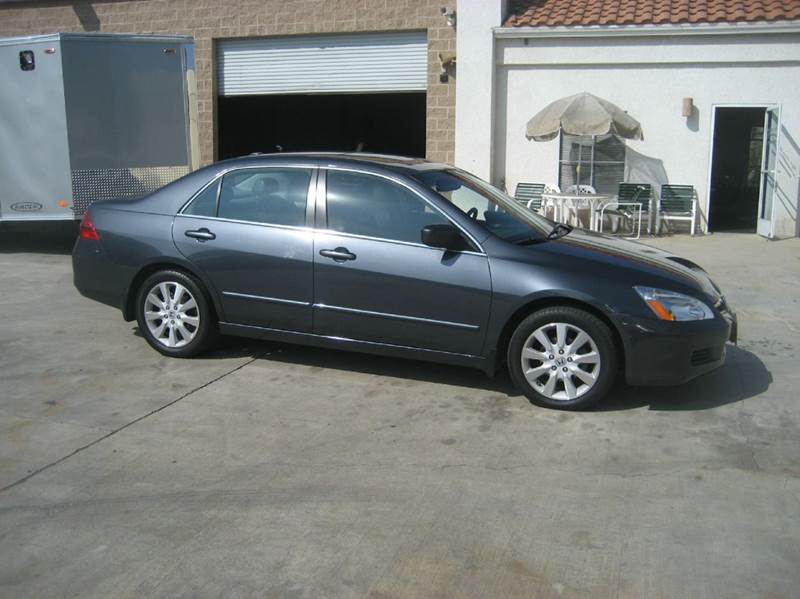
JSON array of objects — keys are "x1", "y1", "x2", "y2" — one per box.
[
  {"x1": 123, "y1": 260, "x2": 222, "y2": 322},
  {"x1": 492, "y1": 295, "x2": 626, "y2": 377}
]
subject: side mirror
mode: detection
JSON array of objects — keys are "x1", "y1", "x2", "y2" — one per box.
[{"x1": 421, "y1": 224, "x2": 469, "y2": 251}]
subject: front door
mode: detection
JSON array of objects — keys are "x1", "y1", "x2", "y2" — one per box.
[
  {"x1": 756, "y1": 106, "x2": 780, "y2": 238},
  {"x1": 173, "y1": 166, "x2": 315, "y2": 331},
  {"x1": 312, "y1": 169, "x2": 492, "y2": 356}
]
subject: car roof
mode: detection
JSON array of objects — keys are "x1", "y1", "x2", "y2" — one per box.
[{"x1": 213, "y1": 152, "x2": 451, "y2": 176}]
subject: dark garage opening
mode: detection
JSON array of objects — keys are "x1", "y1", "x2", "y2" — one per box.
[{"x1": 218, "y1": 93, "x2": 426, "y2": 160}]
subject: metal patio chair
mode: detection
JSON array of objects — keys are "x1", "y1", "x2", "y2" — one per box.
[
  {"x1": 658, "y1": 184, "x2": 699, "y2": 235},
  {"x1": 599, "y1": 183, "x2": 652, "y2": 239}
]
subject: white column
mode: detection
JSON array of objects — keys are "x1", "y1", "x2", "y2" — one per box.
[{"x1": 455, "y1": 0, "x2": 506, "y2": 181}]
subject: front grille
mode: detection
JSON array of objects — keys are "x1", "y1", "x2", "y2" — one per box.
[{"x1": 691, "y1": 348, "x2": 714, "y2": 366}]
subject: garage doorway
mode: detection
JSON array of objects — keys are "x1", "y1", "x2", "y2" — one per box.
[
  {"x1": 708, "y1": 107, "x2": 766, "y2": 232},
  {"x1": 216, "y1": 32, "x2": 428, "y2": 161},
  {"x1": 218, "y1": 92, "x2": 426, "y2": 159}
]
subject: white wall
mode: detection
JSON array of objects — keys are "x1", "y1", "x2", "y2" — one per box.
[
  {"x1": 490, "y1": 30, "x2": 800, "y2": 238},
  {"x1": 454, "y1": 0, "x2": 506, "y2": 180}
]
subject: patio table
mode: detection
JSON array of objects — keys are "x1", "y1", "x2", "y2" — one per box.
[{"x1": 541, "y1": 192, "x2": 616, "y2": 231}]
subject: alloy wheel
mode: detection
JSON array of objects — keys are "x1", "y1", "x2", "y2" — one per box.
[
  {"x1": 143, "y1": 281, "x2": 201, "y2": 348},
  {"x1": 520, "y1": 322, "x2": 601, "y2": 401}
]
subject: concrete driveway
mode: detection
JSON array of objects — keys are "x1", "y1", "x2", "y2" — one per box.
[{"x1": 1, "y1": 229, "x2": 798, "y2": 598}]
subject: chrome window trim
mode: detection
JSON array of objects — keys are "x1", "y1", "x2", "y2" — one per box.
[
  {"x1": 313, "y1": 303, "x2": 480, "y2": 331},
  {"x1": 222, "y1": 291, "x2": 310, "y2": 307},
  {"x1": 177, "y1": 212, "x2": 316, "y2": 234},
  {"x1": 313, "y1": 228, "x2": 486, "y2": 257},
  {"x1": 320, "y1": 165, "x2": 486, "y2": 255}
]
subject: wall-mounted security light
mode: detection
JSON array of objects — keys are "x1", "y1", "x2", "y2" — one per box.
[
  {"x1": 441, "y1": 7, "x2": 456, "y2": 27},
  {"x1": 682, "y1": 97, "x2": 694, "y2": 118},
  {"x1": 438, "y1": 52, "x2": 456, "y2": 83}
]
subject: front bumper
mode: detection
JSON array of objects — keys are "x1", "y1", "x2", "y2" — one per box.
[{"x1": 619, "y1": 308, "x2": 736, "y2": 387}]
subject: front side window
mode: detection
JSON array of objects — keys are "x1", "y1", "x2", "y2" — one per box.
[
  {"x1": 325, "y1": 170, "x2": 450, "y2": 244},
  {"x1": 216, "y1": 168, "x2": 312, "y2": 226},
  {"x1": 413, "y1": 169, "x2": 551, "y2": 243}
]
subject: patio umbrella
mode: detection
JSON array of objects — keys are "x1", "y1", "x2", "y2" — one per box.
[{"x1": 525, "y1": 92, "x2": 643, "y2": 141}]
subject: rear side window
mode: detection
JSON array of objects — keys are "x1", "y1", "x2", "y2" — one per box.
[
  {"x1": 183, "y1": 180, "x2": 219, "y2": 217},
  {"x1": 326, "y1": 170, "x2": 449, "y2": 244},
  {"x1": 217, "y1": 168, "x2": 312, "y2": 226}
]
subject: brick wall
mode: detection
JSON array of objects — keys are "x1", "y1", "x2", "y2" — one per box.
[{"x1": 0, "y1": 0, "x2": 456, "y2": 166}]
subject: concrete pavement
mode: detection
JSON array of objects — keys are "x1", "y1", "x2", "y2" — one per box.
[{"x1": 0, "y1": 230, "x2": 798, "y2": 598}]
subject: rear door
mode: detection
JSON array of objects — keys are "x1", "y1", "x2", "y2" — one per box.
[
  {"x1": 312, "y1": 168, "x2": 491, "y2": 356},
  {"x1": 173, "y1": 166, "x2": 315, "y2": 331}
]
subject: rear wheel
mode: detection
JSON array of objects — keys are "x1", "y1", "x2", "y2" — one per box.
[
  {"x1": 508, "y1": 306, "x2": 618, "y2": 410},
  {"x1": 136, "y1": 270, "x2": 217, "y2": 357}
]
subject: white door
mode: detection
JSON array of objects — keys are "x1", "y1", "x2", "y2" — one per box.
[
  {"x1": 756, "y1": 106, "x2": 780, "y2": 238},
  {"x1": 216, "y1": 32, "x2": 427, "y2": 96}
]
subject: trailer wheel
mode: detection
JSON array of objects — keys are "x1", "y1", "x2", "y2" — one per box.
[{"x1": 135, "y1": 270, "x2": 218, "y2": 357}]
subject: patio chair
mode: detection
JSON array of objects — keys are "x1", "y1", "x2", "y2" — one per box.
[
  {"x1": 514, "y1": 182, "x2": 545, "y2": 211},
  {"x1": 514, "y1": 182, "x2": 559, "y2": 218},
  {"x1": 659, "y1": 184, "x2": 698, "y2": 235},
  {"x1": 565, "y1": 184, "x2": 596, "y2": 195},
  {"x1": 617, "y1": 183, "x2": 653, "y2": 236},
  {"x1": 564, "y1": 184, "x2": 596, "y2": 228}
]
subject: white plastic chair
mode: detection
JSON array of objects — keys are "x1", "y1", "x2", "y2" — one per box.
[
  {"x1": 540, "y1": 183, "x2": 560, "y2": 219},
  {"x1": 563, "y1": 185, "x2": 596, "y2": 227}
]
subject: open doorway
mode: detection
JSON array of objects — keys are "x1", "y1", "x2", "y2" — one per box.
[
  {"x1": 217, "y1": 93, "x2": 426, "y2": 160},
  {"x1": 708, "y1": 107, "x2": 766, "y2": 232}
]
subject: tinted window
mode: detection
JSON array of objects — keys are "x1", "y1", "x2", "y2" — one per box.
[
  {"x1": 217, "y1": 168, "x2": 311, "y2": 226},
  {"x1": 326, "y1": 170, "x2": 449, "y2": 244},
  {"x1": 183, "y1": 180, "x2": 219, "y2": 217},
  {"x1": 414, "y1": 169, "x2": 549, "y2": 243}
]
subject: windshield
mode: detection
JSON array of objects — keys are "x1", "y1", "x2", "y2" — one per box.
[{"x1": 412, "y1": 168, "x2": 553, "y2": 243}]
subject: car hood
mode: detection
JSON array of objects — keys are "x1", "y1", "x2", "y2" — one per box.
[{"x1": 549, "y1": 228, "x2": 722, "y2": 300}]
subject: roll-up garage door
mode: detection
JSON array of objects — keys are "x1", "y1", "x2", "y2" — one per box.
[{"x1": 216, "y1": 32, "x2": 428, "y2": 96}]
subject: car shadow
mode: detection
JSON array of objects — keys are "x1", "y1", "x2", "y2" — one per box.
[
  {"x1": 593, "y1": 345, "x2": 771, "y2": 411},
  {"x1": 0, "y1": 223, "x2": 78, "y2": 255},
  {"x1": 161, "y1": 332, "x2": 771, "y2": 412}
]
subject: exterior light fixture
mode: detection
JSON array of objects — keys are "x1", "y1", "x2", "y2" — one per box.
[
  {"x1": 440, "y1": 7, "x2": 456, "y2": 27},
  {"x1": 438, "y1": 52, "x2": 456, "y2": 83},
  {"x1": 682, "y1": 97, "x2": 694, "y2": 118}
]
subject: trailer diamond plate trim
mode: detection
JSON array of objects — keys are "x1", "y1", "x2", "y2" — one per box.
[{"x1": 71, "y1": 166, "x2": 190, "y2": 215}]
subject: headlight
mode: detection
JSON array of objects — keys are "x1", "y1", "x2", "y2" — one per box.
[{"x1": 634, "y1": 286, "x2": 714, "y2": 321}]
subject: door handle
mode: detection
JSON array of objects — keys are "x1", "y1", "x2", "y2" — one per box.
[
  {"x1": 184, "y1": 228, "x2": 216, "y2": 241},
  {"x1": 319, "y1": 247, "x2": 356, "y2": 262}
]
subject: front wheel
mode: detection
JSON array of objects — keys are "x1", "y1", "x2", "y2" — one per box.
[
  {"x1": 135, "y1": 270, "x2": 218, "y2": 358},
  {"x1": 508, "y1": 306, "x2": 618, "y2": 410}
]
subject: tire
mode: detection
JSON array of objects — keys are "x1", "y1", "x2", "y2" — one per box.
[
  {"x1": 135, "y1": 269, "x2": 218, "y2": 358},
  {"x1": 507, "y1": 306, "x2": 618, "y2": 410}
]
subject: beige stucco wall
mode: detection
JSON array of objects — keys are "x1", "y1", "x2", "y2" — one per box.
[{"x1": 0, "y1": 0, "x2": 456, "y2": 166}]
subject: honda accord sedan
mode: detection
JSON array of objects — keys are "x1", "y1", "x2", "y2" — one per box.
[{"x1": 73, "y1": 153, "x2": 736, "y2": 409}]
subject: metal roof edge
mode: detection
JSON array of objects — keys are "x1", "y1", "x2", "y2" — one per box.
[{"x1": 0, "y1": 32, "x2": 194, "y2": 46}]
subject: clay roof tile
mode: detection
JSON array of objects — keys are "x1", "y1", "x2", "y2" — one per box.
[{"x1": 503, "y1": 0, "x2": 800, "y2": 27}]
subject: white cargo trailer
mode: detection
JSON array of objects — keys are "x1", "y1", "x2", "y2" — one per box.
[{"x1": 0, "y1": 33, "x2": 199, "y2": 222}]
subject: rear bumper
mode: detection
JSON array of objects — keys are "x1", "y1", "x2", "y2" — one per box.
[
  {"x1": 620, "y1": 309, "x2": 736, "y2": 387},
  {"x1": 72, "y1": 237, "x2": 128, "y2": 311}
]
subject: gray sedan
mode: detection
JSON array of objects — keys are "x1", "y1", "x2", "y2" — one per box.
[{"x1": 73, "y1": 153, "x2": 736, "y2": 409}]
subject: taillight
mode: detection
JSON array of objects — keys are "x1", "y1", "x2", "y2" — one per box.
[{"x1": 79, "y1": 211, "x2": 100, "y2": 241}]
